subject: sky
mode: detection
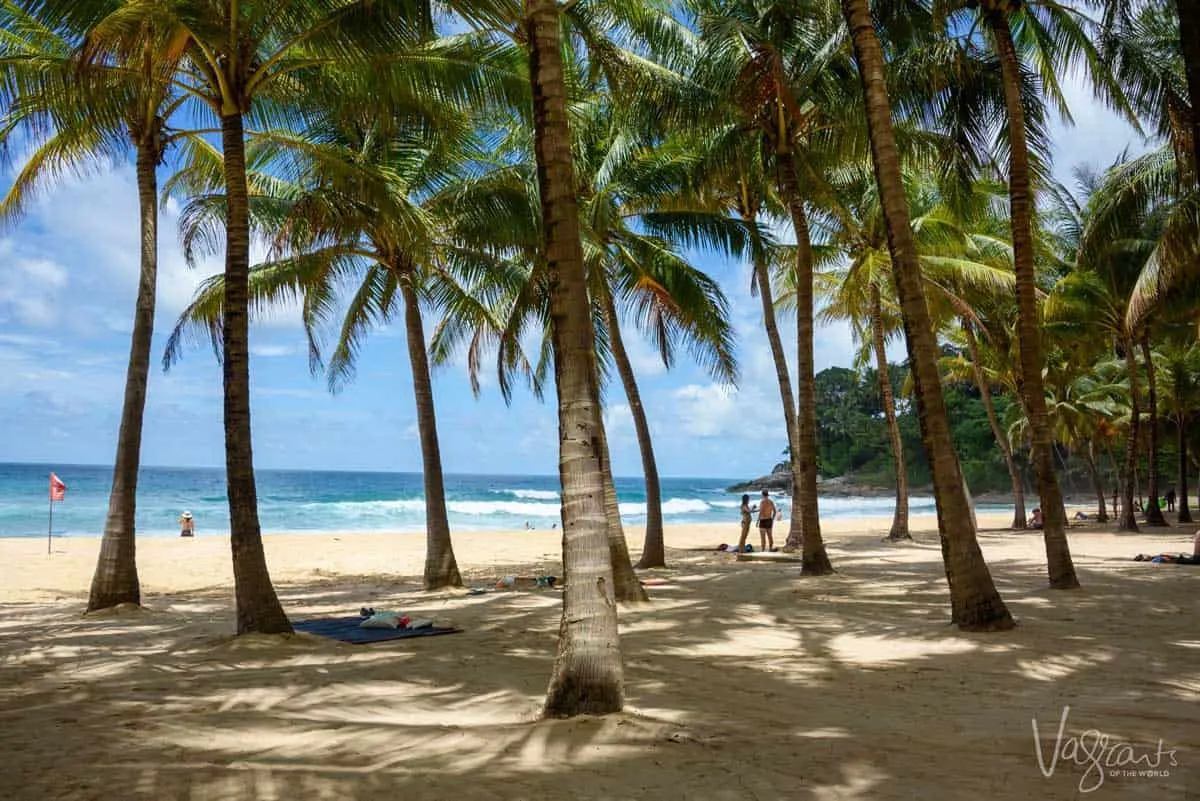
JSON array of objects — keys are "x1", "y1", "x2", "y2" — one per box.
[{"x1": 0, "y1": 73, "x2": 1149, "y2": 480}]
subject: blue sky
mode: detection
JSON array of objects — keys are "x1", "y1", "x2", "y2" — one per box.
[{"x1": 0, "y1": 74, "x2": 1146, "y2": 480}]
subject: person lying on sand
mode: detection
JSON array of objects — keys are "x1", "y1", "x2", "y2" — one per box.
[{"x1": 1132, "y1": 553, "x2": 1200, "y2": 565}]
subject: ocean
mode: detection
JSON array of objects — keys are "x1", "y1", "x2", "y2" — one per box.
[{"x1": 0, "y1": 462, "x2": 999, "y2": 539}]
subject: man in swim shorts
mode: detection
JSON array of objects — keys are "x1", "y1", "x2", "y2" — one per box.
[{"x1": 757, "y1": 490, "x2": 776, "y2": 552}]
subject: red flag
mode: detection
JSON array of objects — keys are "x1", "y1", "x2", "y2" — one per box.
[{"x1": 49, "y1": 473, "x2": 66, "y2": 502}]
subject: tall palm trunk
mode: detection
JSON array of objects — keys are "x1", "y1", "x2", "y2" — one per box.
[
  {"x1": 1140, "y1": 338, "x2": 1168, "y2": 525},
  {"x1": 597, "y1": 419, "x2": 649, "y2": 602},
  {"x1": 743, "y1": 200, "x2": 804, "y2": 548},
  {"x1": 962, "y1": 322, "x2": 1026, "y2": 528},
  {"x1": 400, "y1": 278, "x2": 461, "y2": 589},
  {"x1": 988, "y1": 10, "x2": 1078, "y2": 589},
  {"x1": 527, "y1": 0, "x2": 622, "y2": 717},
  {"x1": 872, "y1": 283, "x2": 909, "y2": 540},
  {"x1": 1177, "y1": 0, "x2": 1200, "y2": 177},
  {"x1": 88, "y1": 140, "x2": 160, "y2": 612},
  {"x1": 772, "y1": 149, "x2": 832, "y2": 572},
  {"x1": 598, "y1": 284, "x2": 665, "y2": 569},
  {"x1": 1084, "y1": 440, "x2": 1108, "y2": 522},
  {"x1": 1178, "y1": 414, "x2": 1193, "y2": 523},
  {"x1": 220, "y1": 113, "x2": 291, "y2": 635},
  {"x1": 843, "y1": 0, "x2": 1013, "y2": 630},
  {"x1": 1119, "y1": 339, "x2": 1141, "y2": 531}
]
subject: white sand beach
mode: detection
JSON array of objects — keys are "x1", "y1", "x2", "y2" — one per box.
[{"x1": 1, "y1": 514, "x2": 1197, "y2": 800}]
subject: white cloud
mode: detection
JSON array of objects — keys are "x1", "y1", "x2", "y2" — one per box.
[
  {"x1": 250, "y1": 343, "x2": 299, "y2": 358},
  {"x1": 0, "y1": 252, "x2": 69, "y2": 327}
]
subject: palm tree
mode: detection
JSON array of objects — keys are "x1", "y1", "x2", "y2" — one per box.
[
  {"x1": 1174, "y1": 0, "x2": 1200, "y2": 172},
  {"x1": 524, "y1": 0, "x2": 623, "y2": 716},
  {"x1": 69, "y1": 0, "x2": 441, "y2": 634},
  {"x1": 434, "y1": 105, "x2": 741, "y2": 582},
  {"x1": 841, "y1": 0, "x2": 1014, "y2": 630},
  {"x1": 946, "y1": 313, "x2": 1029, "y2": 528},
  {"x1": 690, "y1": 0, "x2": 856, "y2": 574},
  {"x1": 813, "y1": 169, "x2": 1017, "y2": 540},
  {"x1": 0, "y1": 0, "x2": 191, "y2": 611},
  {"x1": 932, "y1": 0, "x2": 1130, "y2": 589},
  {"x1": 166, "y1": 89, "x2": 526, "y2": 589},
  {"x1": 1160, "y1": 340, "x2": 1200, "y2": 524}
]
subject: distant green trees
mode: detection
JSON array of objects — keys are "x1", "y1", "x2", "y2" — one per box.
[{"x1": 812, "y1": 363, "x2": 1019, "y2": 495}]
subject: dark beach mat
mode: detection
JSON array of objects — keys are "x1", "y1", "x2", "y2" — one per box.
[{"x1": 293, "y1": 617, "x2": 462, "y2": 645}]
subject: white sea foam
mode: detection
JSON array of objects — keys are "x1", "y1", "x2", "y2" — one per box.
[
  {"x1": 618, "y1": 498, "x2": 712, "y2": 516},
  {"x1": 491, "y1": 488, "x2": 560, "y2": 500}
]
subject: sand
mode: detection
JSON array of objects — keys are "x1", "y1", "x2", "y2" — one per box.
[{"x1": 1, "y1": 512, "x2": 1197, "y2": 800}]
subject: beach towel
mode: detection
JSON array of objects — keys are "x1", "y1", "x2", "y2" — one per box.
[{"x1": 293, "y1": 617, "x2": 462, "y2": 645}]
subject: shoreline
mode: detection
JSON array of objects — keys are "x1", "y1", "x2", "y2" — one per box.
[{"x1": 4, "y1": 512, "x2": 1196, "y2": 604}]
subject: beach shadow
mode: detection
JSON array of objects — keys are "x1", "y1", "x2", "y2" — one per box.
[{"x1": 0, "y1": 537, "x2": 1197, "y2": 800}]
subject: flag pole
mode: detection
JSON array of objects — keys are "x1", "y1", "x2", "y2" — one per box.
[{"x1": 47, "y1": 493, "x2": 53, "y2": 555}]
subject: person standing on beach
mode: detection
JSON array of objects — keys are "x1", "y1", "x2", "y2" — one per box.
[
  {"x1": 1165, "y1": 488, "x2": 1176, "y2": 513},
  {"x1": 757, "y1": 490, "x2": 776, "y2": 552},
  {"x1": 179, "y1": 511, "x2": 195, "y2": 538},
  {"x1": 735, "y1": 494, "x2": 753, "y2": 553}
]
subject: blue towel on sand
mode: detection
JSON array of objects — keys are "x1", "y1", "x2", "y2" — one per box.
[{"x1": 293, "y1": 617, "x2": 462, "y2": 645}]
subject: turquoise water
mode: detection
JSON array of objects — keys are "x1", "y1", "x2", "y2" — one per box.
[{"x1": 0, "y1": 462, "x2": 999, "y2": 539}]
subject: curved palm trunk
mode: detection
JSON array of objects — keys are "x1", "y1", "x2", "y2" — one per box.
[
  {"x1": 220, "y1": 113, "x2": 291, "y2": 635},
  {"x1": 988, "y1": 10, "x2": 1078, "y2": 589},
  {"x1": 1178, "y1": 414, "x2": 1193, "y2": 523},
  {"x1": 598, "y1": 284, "x2": 665, "y2": 569},
  {"x1": 88, "y1": 141, "x2": 160, "y2": 612},
  {"x1": 1119, "y1": 340, "x2": 1142, "y2": 531},
  {"x1": 743, "y1": 202, "x2": 804, "y2": 549},
  {"x1": 871, "y1": 284, "x2": 909, "y2": 540},
  {"x1": 1140, "y1": 338, "x2": 1168, "y2": 526},
  {"x1": 773, "y1": 150, "x2": 832, "y2": 574},
  {"x1": 400, "y1": 279, "x2": 462, "y2": 589},
  {"x1": 597, "y1": 420, "x2": 649, "y2": 603},
  {"x1": 1177, "y1": 0, "x2": 1200, "y2": 179},
  {"x1": 843, "y1": 0, "x2": 1014, "y2": 630},
  {"x1": 962, "y1": 322, "x2": 1026, "y2": 528},
  {"x1": 527, "y1": 0, "x2": 622, "y2": 717},
  {"x1": 1084, "y1": 440, "x2": 1108, "y2": 522}
]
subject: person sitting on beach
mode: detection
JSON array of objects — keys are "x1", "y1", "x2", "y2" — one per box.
[
  {"x1": 1073, "y1": 511, "x2": 1089, "y2": 521},
  {"x1": 734, "y1": 494, "x2": 753, "y2": 554},
  {"x1": 1030, "y1": 508, "x2": 1043, "y2": 530},
  {"x1": 179, "y1": 511, "x2": 195, "y2": 538},
  {"x1": 757, "y1": 490, "x2": 776, "y2": 552}
]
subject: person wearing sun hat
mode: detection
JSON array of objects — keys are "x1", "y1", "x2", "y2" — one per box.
[{"x1": 178, "y1": 511, "x2": 195, "y2": 537}]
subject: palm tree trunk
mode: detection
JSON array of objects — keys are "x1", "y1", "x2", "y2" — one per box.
[
  {"x1": 773, "y1": 150, "x2": 832, "y2": 574},
  {"x1": 87, "y1": 140, "x2": 160, "y2": 612},
  {"x1": 1140, "y1": 337, "x2": 1168, "y2": 525},
  {"x1": 962, "y1": 321, "x2": 1026, "y2": 528},
  {"x1": 1176, "y1": 0, "x2": 1200, "y2": 179},
  {"x1": 596, "y1": 419, "x2": 649, "y2": 603},
  {"x1": 400, "y1": 278, "x2": 462, "y2": 589},
  {"x1": 743, "y1": 201, "x2": 804, "y2": 550},
  {"x1": 1085, "y1": 440, "x2": 1108, "y2": 522},
  {"x1": 1178, "y1": 414, "x2": 1193, "y2": 523},
  {"x1": 220, "y1": 113, "x2": 291, "y2": 635},
  {"x1": 988, "y1": 10, "x2": 1079, "y2": 589},
  {"x1": 872, "y1": 284, "x2": 909, "y2": 540},
  {"x1": 1105, "y1": 437, "x2": 1121, "y2": 518},
  {"x1": 527, "y1": 0, "x2": 623, "y2": 717},
  {"x1": 598, "y1": 284, "x2": 665, "y2": 569},
  {"x1": 1119, "y1": 340, "x2": 1141, "y2": 531},
  {"x1": 843, "y1": 0, "x2": 1013, "y2": 630}
]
